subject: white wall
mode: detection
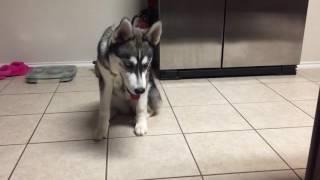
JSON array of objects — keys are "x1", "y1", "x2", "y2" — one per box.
[
  {"x1": 0, "y1": 0, "x2": 318, "y2": 64},
  {"x1": 301, "y1": 0, "x2": 320, "y2": 63},
  {"x1": 0, "y1": 0, "x2": 144, "y2": 64}
]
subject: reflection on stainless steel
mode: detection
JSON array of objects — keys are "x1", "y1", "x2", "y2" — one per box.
[
  {"x1": 159, "y1": 0, "x2": 224, "y2": 70},
  {"x1": 223, "y1": 0, "x2": 308, "y2": 67}
]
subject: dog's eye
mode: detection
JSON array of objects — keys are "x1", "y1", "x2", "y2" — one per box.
[
  {"x1": 124, "y1": 62, "x2": 134, "y2": 69},
  {"x1": 142, "y1": 63, "x2": 149, "y2": 69}
]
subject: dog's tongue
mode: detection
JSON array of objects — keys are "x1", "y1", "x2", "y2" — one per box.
[{"x1": 130, "y1": 94, "x2": 140, "y2": 100}]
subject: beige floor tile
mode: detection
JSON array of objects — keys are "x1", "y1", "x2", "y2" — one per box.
[
  {"x1": 57, "y1": 77, "x2": 98, "y2": 92},
  {"x1": 209, "y1": 77, "x2": 260, "y2": 85},
  {"x1": 109, "y1": 108, "x2": 181, "y2": 138},
  {"x1": 0, "y1": 115, "x2": 41, "y2": 145},
  {"x1": 215, "y1": 83, "x2": 283, "y2": 103},
  {"x1": 186, "y1": 131, "x2": 288, "y2": 174},
  {"x1": 259, "y1": 127, "x2": 312, "y2": 168},
  {"x1": 267, "y1": 82, "x2": 319, "y2": 100},
  {"x1": 164, "y1": 85, "x2": 227, "y2": 106},
  {"x1": 292, "y1": 100, "x2": 317, "y2": 118},
  {"x1": 204, "y1": 170, "x2": 299, "y2": 180},
  {"x1": 234, "y1": 102, "x2": 313, "y2": 129},
  {"x1": 108, "y1": 135, "x2": 200, "y2": 180},
  {"x1": 257, "y1": 75, "x2": 308, "y2": 84},
  {"x1": 0, "y1": 79, "x2": 11, "y2": 90},
  {"x1": 298, "y1": 68, "x2": 320, "y2": 81},
  {"x1": 76, "y1": 67, "x2": 96, "y2": 77},
  {"x1": 173, "y1": 105, "x2": 251, "y2": 133},
  {"x1": 158, "y1": 84, "x2": 170, "y2": 107},
  {"x1": 0, "y1": 77, "x2": 58, "y2": 94},
  {"x1": 295, "y1": 169, "x2": 306, "y2": 179},
  {"x1": 0, "y1": 93, "x2": 52, "y2": 116},
  {"x1": 13, "y1": 76, "x2": 60, "y2": 84},
  {"x1": 31, "y1": 112, "x2": 96, "y2": 143},
  {"x1": 11, "y1": 140, "x2": 106, "y2": 180},
  {"x1": 0, "y1": 145, "x2": 25, "y2": 180},
  {"x1": 161, "y1": 79, "x2": 211, "y2": 88},
  {"x1": 46, "y1": 91, "x2": 99, "y2": 113},
  {"x1": 159, "y1": 177, "x2": 202, "y2": 180}
]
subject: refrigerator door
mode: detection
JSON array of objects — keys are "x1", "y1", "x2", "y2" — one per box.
[
  {"x1": 223, "y1": 0, "x2": 308, "y2": 67},
  {"x1": 159, "y1": 0, "x2": 225, "y2": 70}
]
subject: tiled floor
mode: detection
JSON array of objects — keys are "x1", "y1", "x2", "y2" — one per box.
[{"x1": 0, "y1": 67, "x2": 319, "y2": 180}]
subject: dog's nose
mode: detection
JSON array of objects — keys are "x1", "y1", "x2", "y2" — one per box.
[{"x1": 134, "y1": 88, "x2": 145, "y2": 94}]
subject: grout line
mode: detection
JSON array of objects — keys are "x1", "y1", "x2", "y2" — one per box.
[
  {"x1": 254, "y1": 73, "x2": 313, "y2": 83},
  {"x1": 6, "y1": 126, "x2": 312, "y2": 147},
  {"x1": 0, "y1": 110, "x2": 98, "y2": 118},
  {"x1": 0, "y1": 92, "x2": 55, "y2": 96},
  {"x1": 55, "y1": 90, "x2": 98, "y2": 93},
  {"x1": 0, "y1": 78, "x2": 15, "y2": 92},
  {"x1": 293, "y1": 168, "x2": 306, "y2": 180},
  {"x1": 7, "y1": 81, "x2": 61, "y2": 179},
  {"x1": 293, "y1": 168, "x2": 307, "y2": 170},
  {"x1": 23, "y1": 133, "x2": 184, "y2": 146},
  {"x1": 170, "y1": 100, "x2": 284, "y2": 107},
  {"x1": 28, "y1": 139, "x2": 96, "y2": 145},
  {"x1": 0, "y1": 126, "x2": 313, "y2": 147},
  {"x1": 232, "y1": 99, "x2": 317, "y2": 105},
  {"x1": 0, "y1": 89, "x2": 98, "y2": 96},
  {"x1": 207, "y1": 79, "x2": 301, "y2": 179},
  {"x1": 291, "y1": 99, "x2": 318, "y2": 102},
  {"x1": 256, "y1": 79, "x2": 316, "y2": 120},
  {"x1": 0, "y1": 143, "x2": 26, "y2": 147},
  {"x1": 160, "y1": 83, "x2": 204, "y2": 180},
  {"x1": 0, "y1": 113, "x2": 43, "y2": 117},
  {"x1": 201, "y1": 169, "x2": 294, "y2": 178},
  {"x1": 0, "y1": 92, "x2": 57, "y2": 96},
  {"x1": 108, "y1": 132, "x2": 183, "y2": 139},
  {"x1": 105, "y1": 126, "x2": 110, "y2": 180},
  {"x1": 138, "y1": 175, "x2": 202, "y2": 180},
  {"x1": 296, "y1": 72, "x2": 320, "y2": 83},
  {"x1": 256, "y1": 126, "x2": 313, "y2": 131},
  {"x1": 140, "y1": 169, "x2": 298, "y2": 180},
  {"x1": 44, "y1": 110, "x2": 98, "y2": 115}
]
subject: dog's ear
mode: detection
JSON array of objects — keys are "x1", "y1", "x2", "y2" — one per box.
[
  {"x1": 112, "y1": 18, "x2": 133, "y2": 43},
  {"x1": 145, "y1": 21, "x2": 162, "y2": 45}
]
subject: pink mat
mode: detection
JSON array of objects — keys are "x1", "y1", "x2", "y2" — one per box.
[{"x1": 0, "y1": 61, "x2": 30, "y2": 80}]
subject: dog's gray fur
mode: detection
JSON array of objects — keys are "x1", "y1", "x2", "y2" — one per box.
[{"x1": 94, "y1": 18, "x2": 162, "y2": 140}]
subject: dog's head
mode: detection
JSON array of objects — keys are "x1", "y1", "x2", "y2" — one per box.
[{"x1": 105, "y1": 18, "x2": 162, "y2": 97}]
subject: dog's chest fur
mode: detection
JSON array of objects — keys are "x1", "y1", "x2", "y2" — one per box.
[{"x1": 111, "y1": 73, "x2": 137, "y2": 114}]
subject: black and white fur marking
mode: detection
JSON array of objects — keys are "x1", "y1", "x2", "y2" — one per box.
[{"x1": 94, "y1": 18, "x2": 162, "y2": 139}]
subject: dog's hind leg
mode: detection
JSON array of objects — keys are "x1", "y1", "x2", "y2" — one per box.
[
  {"x1": 94, "y1": 65, "x2": 113, "y2": 140},
  {"x1": 148, "y1": 78, "x2": 162, "y2": 116}
]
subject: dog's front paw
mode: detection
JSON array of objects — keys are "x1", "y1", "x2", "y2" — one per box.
[{"x1": 134, "y1": 122, "x2": 148, "y2": 136}]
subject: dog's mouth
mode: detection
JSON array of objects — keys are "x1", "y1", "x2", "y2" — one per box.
[{"x1": 127, "y1": 88, "x2": 140, "y2": 100}]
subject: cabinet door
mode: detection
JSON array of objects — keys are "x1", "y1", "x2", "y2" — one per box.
[
  {"x1": 223, "y1": 0, "x2": 308, "y2": 67},
  {"x1": 159, "y1": 0, "x2": 224, "y2": 70}
]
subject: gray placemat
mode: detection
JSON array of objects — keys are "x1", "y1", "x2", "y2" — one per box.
[{"x1": 26, "y1": 65, "x2": 77, "y2": 83}]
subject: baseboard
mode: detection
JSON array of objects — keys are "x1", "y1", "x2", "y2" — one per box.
[
  {"x1": 298, "y1": 61, "x2": 320, "y2": 69},
  {"x1": 159, "y1": 65, "x2": 296, "y2": 80},
  {"x1": 27, "y1": 61, "x2": 94, "y2": 67},
  {"x1": 0, "y1": 61, "x2": 93, "y2": 67}
]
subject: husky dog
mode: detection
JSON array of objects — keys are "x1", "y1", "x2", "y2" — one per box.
[{"x1": 94, "y1": 18, "x2": 162, "y2": 140}]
